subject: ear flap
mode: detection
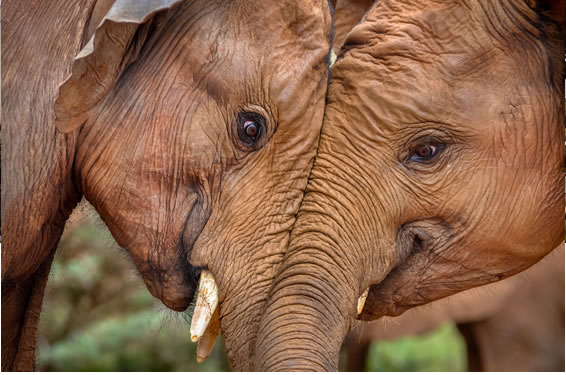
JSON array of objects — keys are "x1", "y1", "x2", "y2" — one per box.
[{"x1": 55, "y1": 0, "x2": 183, "y2": 133}]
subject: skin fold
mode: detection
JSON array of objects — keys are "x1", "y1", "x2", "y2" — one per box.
[
  {"x1": 332, "y1": 0, "x2": 374, "y2": 52},
  {"x1": 2, "y1": 0, "x2": 332, "y2": 370},
  {"x1": 254, "y1": 0, "x2": 564, "y2": 370},
  {"x1": 344, "y1": 246, "x2": 564, "y2": 371}
]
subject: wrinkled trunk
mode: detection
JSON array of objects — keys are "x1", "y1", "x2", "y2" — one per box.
[
  {"x1": 254, "y1": 250, "x2": 354, "y2": 370},
  {"x1": 254, "y1": 187, "x2": 362, "y2": 371},
  {"x1": 253, "y1": 128, "x2": 389, "y2": 371}
]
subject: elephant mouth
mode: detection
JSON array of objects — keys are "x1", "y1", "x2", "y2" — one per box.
[
  {"x1": 174, "y1": 194, "x2": 212, "y2": 309},
  {"x1": 143, "y1": 247, "x2": 200, "y2": 312},
  {"x1": 158, "y1": 273, "x2": 199, "y2": 312},
  {"x1": 144, "y1": 193, "x2": 210, "y2": 312},
  {"x1": 172, "y1": 192, "x2": 225, "y2": 363},
  {"x1": 396, "y1": 221, "x2": 433, "y2": 260},
  {"x1": 397, "y1": 216, "x2": 458, "y2": 260},
  {"x1": 359, "y1": 218, "x2": 453, "y2": 319}
]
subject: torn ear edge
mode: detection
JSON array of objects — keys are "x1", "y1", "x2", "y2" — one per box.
[{"x1": 54, "y1": 0, "x2": 183, "y2": 133}]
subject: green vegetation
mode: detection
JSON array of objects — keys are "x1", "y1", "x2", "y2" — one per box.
[
  {"x1": 38, "y1": 203, "x2": 467, "y2": 371},
  {"x1": 366, "y1": 324, "x2": 467, "y2": 372}
]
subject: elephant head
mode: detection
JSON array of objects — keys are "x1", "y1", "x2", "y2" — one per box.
[
  {"x1": 54, "y1": 0, "x2": 333, "y2": 368},
  {"x1": 255, "y1": 0, "x2": 564, "y2": 370}
]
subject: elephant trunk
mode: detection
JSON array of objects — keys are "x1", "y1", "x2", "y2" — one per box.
[
  {"x1": 254, "y1": 244, "x2": 356, "y2": 371},
  {"x1": 254, "y1": 180, "x2": 364, "y2": 371},
  {"x1": 253, "y1": 129, "x2": 393, "y2": 370}
]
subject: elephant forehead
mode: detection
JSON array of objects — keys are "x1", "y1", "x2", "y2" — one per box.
[
  {"x1": 327, "y1": 49, "x2": 533, "y2": 142},
  {"x1": 330, "y1": 0, "x2": 556, "y2": 125},
  {"x1": 142, "y1": 1, "x2": 331, "y2": 117}
]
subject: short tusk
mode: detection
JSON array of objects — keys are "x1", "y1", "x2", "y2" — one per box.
[
  {"x1": 190, "y1": 270, "x2": 218, "y2": 342},
  {"x1": 196, "y1": 308, "x2": 220, "y2": 363},
  {"x1": 329, "y1": 49, "x2": 337, "y2": 67},
  {"x1": 357, "y1": 287, "x2": 369, "y2": 316}
]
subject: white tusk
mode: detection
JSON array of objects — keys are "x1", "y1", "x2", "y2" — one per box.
[
  {"x1": 196, "y1": 308, "x2": 220, "y2": 363},
  {"x1": 190, "y1": 270, "x2": 218, "y2": 342},
  {"x1": 329, "y1": 49, "x2": 337, "y2": 67},
  {"x1": 357, "y1": 287, "x2": 369, "y2": 316}
]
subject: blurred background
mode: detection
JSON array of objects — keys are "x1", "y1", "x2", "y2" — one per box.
[{"x1": 38, "y1": 201, "x2": 467, "y2": 372}]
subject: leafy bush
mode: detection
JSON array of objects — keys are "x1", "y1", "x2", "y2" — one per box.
[{"x1": 366, "y1": 324, "x2": 467, "y2": 372}]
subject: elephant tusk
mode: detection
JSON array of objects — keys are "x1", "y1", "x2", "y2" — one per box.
[
  {"x1": 357, "y1": 287, "x2": 369, "y2": 316},
  {"x1": 196, "y1": 307, "x2": 220, "y2": 363},
  {"x1": 329, "y1": 49, "x2": 337, "y2": 67},
  {"x1": 190, "y1": 270, "x2": 219, "y2": 343}
]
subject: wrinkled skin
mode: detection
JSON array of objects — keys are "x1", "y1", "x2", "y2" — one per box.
[
  {"x1": 332, "y1": 0, "x2": 374, "y2": 52},
  {"x1": 345, "y1": 246, "x2": 564, "y2": 371},
  {"x1": 2, "y1": 0, "x2": 332, "y2": 370},
  {"x1": 255, "y1": 0, "x2": 564, "y2": 370}
]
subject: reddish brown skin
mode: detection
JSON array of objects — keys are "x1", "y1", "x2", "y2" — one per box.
[
  {"x1": 255, "y1": 0, "x2": 564, "y2": 370},
  {"x1": 2, "y1": 0, "x2": 332, "y2": 370},
  {"x1": 344, "y1": 246, "x2": 564, "y2": 371},
  {"x1": 332, "y1": 0, "x2": 374, "y2": 52}
]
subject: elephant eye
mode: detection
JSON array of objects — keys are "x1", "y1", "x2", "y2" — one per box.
[
  {"x1": 409, "y1": 141, "x2": 445, "y2": 163},
  {"x1": 237, "y1": 112, "x2": 265, "y2": 146},
  {"x1": 244, "y1": 121, "x2": 258, "y2": 137},
  {"x1": 415, "y1": 144, "x2": 437, "y2": 159}
]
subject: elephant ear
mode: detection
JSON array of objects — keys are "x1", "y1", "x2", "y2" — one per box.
[{"x1": 55, "y1": 0, "x2": 182, "y2": 133}]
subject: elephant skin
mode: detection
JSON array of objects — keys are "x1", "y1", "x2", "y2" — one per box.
[
  {"x1": 254, "y1": 0, "x2": 564, "y2": 371},
  {"x1": 2, "y1": 0, "x2": 333, "y2": 370}
]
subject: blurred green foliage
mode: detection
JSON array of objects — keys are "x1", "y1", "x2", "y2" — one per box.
[
  {"x1": 366, "y1": 324, "x2": 467, "y2": 372},
  {"x1": 38, "y1": 203, "x2": 467, "y2": 371}
]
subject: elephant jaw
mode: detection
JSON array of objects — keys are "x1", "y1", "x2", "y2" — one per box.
[
  {"x1": 141, "y1": 269, "x2": 195, "y2": 312},
  {"x1": 190, "y1": 270, "x2": 220, "y2": 363}
]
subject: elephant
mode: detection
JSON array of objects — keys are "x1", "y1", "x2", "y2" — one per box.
[
  {"x1": 254, "y1": 0, "x2": 564, "y2": 370},
  {"x1": 2, "y1": 0, "x2": 333, "y2": 370},
  {"x1": 344, "y1": 246, "x2": 564, "y2": 371},
  {"x1": 332, "y1": 0, "x2": 374, "y2": 53}
]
